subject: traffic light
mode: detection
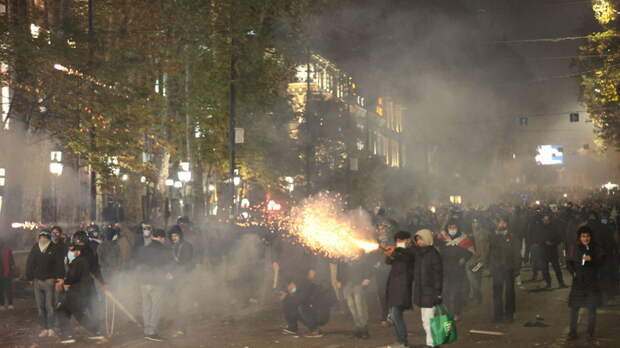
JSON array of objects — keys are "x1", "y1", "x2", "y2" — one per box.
[
  {"x1": 519, "y1": 117, "x2": 528, "y2": 126},
  {"x1": 570, "y1": 112, "x2": 579, "y2": 122}
]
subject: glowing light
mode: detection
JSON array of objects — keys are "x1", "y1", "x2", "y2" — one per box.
[
  {"x1": 603, "y1": 182, "x2": 619, "y2": 190},
  {"x1": 267, "y1": 200, "x2": 281, "y2": 211},
  {"x1": 121, "y1": 174, "x2": 129, "y2": 181},
  {"x1": 285, "y1": 192, "x2": 379, "y2": 259},
  {"x1": 30, "y1": 24, "x2": 41, "y2": 38},
  {"x1": 12, "y1": 221, "x2": 43, "y2": 230},
  {"x1": 165, "y1": 179, "x2": 174, "y2": 186},
  {"x1": 535, "y1": 145, "x2": 564, "y2": 165},
  {"x1": 563, "y1": 193, "x2": 568, "y2": 198},
  {"x1": 535, "y1": 200, "x2": 541, "y2": 205},
  {"x1": 449, "y1": 195, "x2": 462, "y2": 204},
  {"x1": 240, "y1": 198, "x2": 250, "y2": 208},
  {"x1": 140, "y1": 176, "x2": 146, "y2": 183},
  {"x1": 174, "y1": 181, "x2": 182, "y2": 189},
  {"x1": 233, "y1": 176, "x2": 241, "y2": 186},
  {"x1": 178, "y1": 162, "x2": 191, "y2": 183},
  {"x1": 593, "y1": 0, "x2": 617, "y2": 24},
  {"x1": 208, "y1": 184, "x2": 216, "y2": 191},
  {"x1": 430, "y1": 206, "x2": 437, "y2": 213}
]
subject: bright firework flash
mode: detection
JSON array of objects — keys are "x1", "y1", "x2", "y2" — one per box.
[
  {"x1": 285, "y1": 192, "x2": 380, "y2": 260},
  {"x1": 11, "y1": 221, "x2": 48, "y2": 230}
]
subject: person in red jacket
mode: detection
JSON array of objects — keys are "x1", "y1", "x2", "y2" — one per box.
[{"x1": 0, "y1": 238, "x2": 16, "y2": 310}]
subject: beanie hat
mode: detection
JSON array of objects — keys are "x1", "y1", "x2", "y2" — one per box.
[{"x1": 415, "y1": 229, "x2": 434, "y2": 246}]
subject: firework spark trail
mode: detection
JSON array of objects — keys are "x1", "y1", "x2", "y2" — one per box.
[{"x1": 284, "y1": 192, "x2": 379, "y2": 259}]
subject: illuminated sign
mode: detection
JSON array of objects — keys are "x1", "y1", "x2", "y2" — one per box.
[{"x1": 535, "y1": 145, "x2": 564, "y2": 165}]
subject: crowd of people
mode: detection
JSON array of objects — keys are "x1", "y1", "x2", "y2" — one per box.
[{"x1": 0, "y1": 191, "x2": 618, "y2": 347}]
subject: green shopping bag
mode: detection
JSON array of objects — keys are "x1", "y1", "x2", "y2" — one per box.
[{"x1": 430, "y1": 304, "x2": 458, "y2": 345}]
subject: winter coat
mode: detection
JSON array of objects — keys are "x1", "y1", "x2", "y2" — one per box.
[
  {"x1": 488, "y1": 230, "x2": 521, "y2": 275},
  {"x1": 80, "y1": 242, "x2": 105, "y2": 284},
  {"x1": 567, "y1": 242, "x2": 604, "y2": 308},
  {"x1": 412, "y1": 246, "x2": 443, "y2": 308},
  {"x1": 97, "y1": 240, "x2": 121, "y2": 275},
  {"x1": 135, "y1": 241, "x2": 174, "y2": 286},
  {"x1": 385, "y1": 247, "x2": 414, "y2": 309},
  {"x1": 436, "y1": 232, "x2": 473, "y2": 278},
  {"x1": 469, "y1": 223, "x2": 490, "y2": 266},
  {"x1": 26, "y1": 242, "x2": 65, "y2": 281},
  {"x1": 64, "y1": 256, "x2": 94, "y2": 299}
]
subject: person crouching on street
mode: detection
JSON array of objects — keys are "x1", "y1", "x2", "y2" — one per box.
[
  {"x1": 413, "y1": 229, "x2": 443, "y2": 348},
  {"x1": 383, "y1": 231, "x2": 414, "y2": 348},
  {"x1": 566, "y1": 226, "x2": 604, "y2": 343},
  {"x1": 136, "y1": 228, "x2": 174, "y2": 342},
  {"x1": 58, "y1": 245, "x2": 104, "y2": 344},
  {"x1": 26, "y1": 230, "x2": 65, "y2": 338}
]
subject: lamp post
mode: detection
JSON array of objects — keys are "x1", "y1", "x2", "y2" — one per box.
[
  {"x1": 165, "y1": 178, "x2": 174, "y2": 227},
  {"x1": 49, "y1": 151, "x2": 63, "y2": 222}
]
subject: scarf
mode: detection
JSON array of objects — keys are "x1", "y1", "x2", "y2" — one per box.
[
  {"x1": 38, "y1": 239, "x2": 51, "y2": 253},
  {"x1": 1, "y1": 248, "x2": 10, "y2": 277},
  {"x1": 439, "y1": 232, "x2": 475, "y2": 253}
]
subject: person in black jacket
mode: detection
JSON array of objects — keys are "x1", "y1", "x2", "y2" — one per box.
[
  {"x1": 413, "y1": 229, "x2": 443, "y2": 348},
  {"x1": 336, "y1": 252, "x2": 373, "y2": 339},
  {"x1": 57, "y1": 245, "x2": 104, "y2": 343},
  {"x1": 436, "y1": 221, "x2": 473, "y2": 320},
  {"x1": 136, "y1": 228, "x2": 174, "y2": 342},
  {"x1": 0, "y1": 238, "x2": 16, "y2": 310},
  {"x1": 540, "y1": 215, "x2": 567, "y2": 289},
  {"x1": 169, "y1": 226, "x2": 194, "y2": 337},
  {"x1": 488, "y1": 217, "x2": 521, "y2": 323},
  {"x1": 26, "y1": 230, "x2": 65, "y2": 338},
  {"x1": 566, "y1": 226, "x2": 604, "y2": 342},
  {"x1": 383, "y1": 231, "x2": 414, "y2": 348}
]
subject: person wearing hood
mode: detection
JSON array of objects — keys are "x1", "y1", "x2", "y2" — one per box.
[
  {"x1": 437, "y1": 220, "x2": 473, "y2": 320},
  {"x1": 57, "y1": 245, "x2": 104, "y2": 343},
  {"x1": 25, "y1": 230, "x2": 66, "y2": 338},
  {"x1": 566, "y1": 226, "x2": 605, "y2": 342},
  {"x1": 412, "y1": 229, "x2": 443, "y2": 348},
  {"x1": 98, "y1": 224, "x2": 121, "y2": 282},
  {"x1": 488, "y1": 217, "x2": 521, "y2": 323}
]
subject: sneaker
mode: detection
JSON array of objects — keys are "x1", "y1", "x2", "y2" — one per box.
[
  {"x1": 7, "y1": 305, "x2": 14, "y2": 310},
  {"x1": 60, "y1": 336, "x2": 76, "y2": 344},
  {"x1": 145, "y1": 334, "x2": 165, "y2": 342},
  {"x1": 282, "y1": 328, "x2": 298, "y2": 336},
  {"x1": 384, "y1": 343, "x2": 408, "y2": 348},
  {"x1": 305, "y1": 331, "x2": 324, "y2": 338},
  {"x1": 88, "y1": 333, "x2": 105, "y2": 340},
  {"x1": 38, "y1": 330, "x2": 49, "y2": 337},
  {"x1": 47, "y1": 329, "x2": 58, "y2": 337}
]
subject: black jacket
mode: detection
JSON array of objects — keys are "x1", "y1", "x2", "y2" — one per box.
[
  {"x1": 172, "y1": 240, "x2": 195, "y2": 273},
  {"x1": 80, "y1": 243, "x2": 105, "y2": 284},
  {"x1": 436, "y1": 232, "x2": 472, "y2": 277},
  {"x1": 412, "y1": 246, "x2": 443, "y2": 308},
  {"x1": 64, "y1": 256, "x2": 94, "y2": 299},
  {"x1": 567, "y1": 242, "x2": 604, "y2": 308},
  {"x1": 488, "y1": 230, "x2": 522, "y2": 275},
  {"x1": 26, "y1": 243, "x2": 65, "y2": 281},
  {"x1": 136, "y1": 241, "x2": 173, "y2": 285},
  {"x1": 337, "y1": 254, "x2": 373, "y2": 286},
  {"x1": 385, "y1": 247, "x2": 414, "y2": 309}
]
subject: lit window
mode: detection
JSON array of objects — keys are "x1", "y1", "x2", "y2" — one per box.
[{"x1": 376, "y1": 97, "x2": 384, "y2": 116}]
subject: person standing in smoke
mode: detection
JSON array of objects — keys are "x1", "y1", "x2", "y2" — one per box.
[
  {"x1": 374, "y1": 222, "x2": 395, "y2": 327},
  {"x1": 25, "y1": 230, "x2": 65, "y2": 338},
  {"x1": 437, "y1": 220, "x2": 473, "y2": 320},
  {"x1": 50, "y1": 226, "x2": 69, "y2": 256},
  {"x1": 336, "y1": 251, "x2": 373, "y2": 339},
  {"x1": 382, "y1": 231, "x2": 414, "y2": 348},
  {"x1": 566, "y1": 226, "x2": 604, "y2": 342},
  {"x1": 584, "y1": 211, "x2": 618, "y2": 303},
  {"x1": 466, "y1": 214, "x2": 491, "y2": 305},
  {"x1": 412, "y1": 229, "x2": 443, "y2": 348},
  {"x1": 0, "y1": 238, "x2": 16, "y2": 311},
  {"x1": 169, "y1": 226, "x2": 194, "y2": 337},
  {"x1": 488, "y1": 217, "x2": 521, "y2": 323},
  {"x1": 97, "y1": 224, "x2": 121, "y2": 283},
  {"x1": 539, "y1": 214, "x2": 567, "y2": 289},
  {"x1": 136, "y1": 228, "x2": 174, "y2": 342},
  {"x1": 57, "y1": 245, "x2": 105, "y2": 343}
]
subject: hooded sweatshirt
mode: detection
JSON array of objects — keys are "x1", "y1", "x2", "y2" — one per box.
[{"x1": 415, "y1": 229, "x2": 434, "y2": 246}]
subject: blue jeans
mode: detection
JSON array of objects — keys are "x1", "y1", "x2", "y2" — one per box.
[
  {"x1": 389, "y1": 306, "x2": 408, "y2": 346},
  {"x1": 141, "y1": 284, "x2": 165, "y2": 336},
  {"x1": 34, "y1": 279, "x2": 56, "y2": 329}
]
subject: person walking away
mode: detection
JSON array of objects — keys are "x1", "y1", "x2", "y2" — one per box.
[
  {"x1": 98, "y1": 225, "x2": 121, "y2": 284},
  {"x1": 0, "y1": 238, "x2": 17, "y2": 310},
  {"x1": 412, "y1": 229, "x2": 443, "y2": 348},
  {"x1": 566, "y1": 226, "x2": 605, "y2": 343},
  {"x1": 336, "y1": 251, "x2": 373, "y2": 339},
  {"x1": 437, "y1": 220, "x2": 473, "y2": 320},
  {"x1": 488, "y1": 217, "x2": 521, "y2": 323},
  {"x1": 25, "y1": 230, "x2": 65, "y2": 337},
  {"x1": 169, "y1": 226, "x2": 194, "y2": 337},
  {"x1": 466, "y1": 214, "x2": 491, "y2": 304},
  {"x1": 136, "y1": 228, "x2": 175, "y2": 342},
  {"x1": 382, "y1": 231, "x2": 414, "y2": 348},
  {"x1": 58, "y1": 245, "x2": 104, "y2": 343}
]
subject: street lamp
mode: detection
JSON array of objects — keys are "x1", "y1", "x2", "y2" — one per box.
[
  {"x1": 602, "y1": 182, "x2": 618, "y2": 191},
  {"x1": 0, "y1": 168, "x2": 5, "y2": 187},
  {"x1": 107, "y1": 156, "x2": 120, "y2": 176},
  {"x1": 49, "y1": 151, "x2": 63, "y2": 222},
  {"x1": 121, "y1": 174, "x2": 129, "y2": 181},
  {"x1": 165, "y1": 179, "x2": 174, "y2": 187},
  {"x1": 284, "y1": 176, "x2": 295, "y2": 192}
]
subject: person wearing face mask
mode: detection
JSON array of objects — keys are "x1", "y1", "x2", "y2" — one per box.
[
  {"x1": 382, "y1": 231, "x2": 415, "y2": 348},
  {"x1": 97, "y1": 225, "x2": 121, "y2": 283},
  {"x1": 584, "y1": 211, "x2": 618, "y2": 303},
  {"x1": 437, "y1": 220, "x2": 473, "y2": 320},
  {"x1": 488, "y1": 217, "x2": 521, "y2": 323},
  {"x1": 136, "y1": 222, "x2": 153, "y2": 252},
  {"x1": 57, "y1": 245, "x2": 104, "y2": 343},
  {"x1": 168, "y1": 226, "x2": 194, "y2": 337},
  {"x1": 25, "y1": 230, "x2": 66, "y2": 338}
]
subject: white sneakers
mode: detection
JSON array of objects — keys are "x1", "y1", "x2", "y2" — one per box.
[{"x1": 37, "y1": 329, "x2": 57, "y2": 337}]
